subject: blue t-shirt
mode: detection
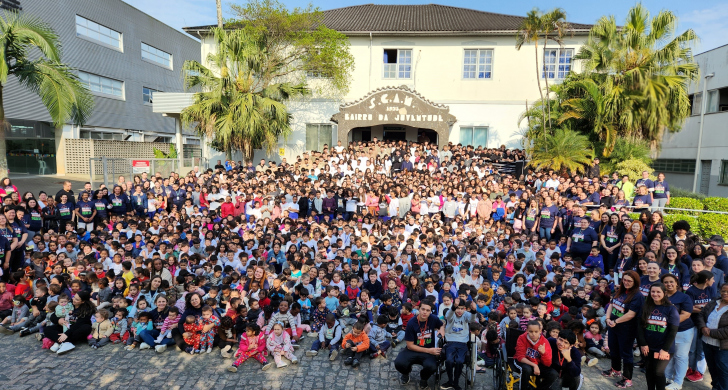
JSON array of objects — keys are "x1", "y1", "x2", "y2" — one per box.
[
  {"x1": 639, "y1": 276, "x2": 661, "y2": 297},
  {"x1": 632, "y1": 195, "x2": 652, "y2": 208},
  {"x1": 685, "y1": 285, "x2": 714, "y2": 322},
  {"x1": 539, "y1": 206, "x2": 558, "y2": 229},
  {"x1": 653, "y1": 181, "x2": 669, "y2": 199},
  {"x1": 609, "y1": 292, "x2": 645, "y2": 325},
  {"x1": 404, "y1": 314, "x2": 444, "y2": 349},
  {"x1": 643, "y1": 304, "x2": 680, "y2": 353},
  {"x1": 667, "y1": 291, "x2": 694, "y2": 332},
  {"x1": 570, "y1": 227, "x2": 598, "y2": 254}
]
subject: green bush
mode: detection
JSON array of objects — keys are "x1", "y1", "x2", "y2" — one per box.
[
  {"x1": 698, "y1": 214, "x2": 728, "y2": 239},
  {"x1": 661, "y1": 214, "x2": 698, "y2": 233},
  {"x1": 670, "y1": 187, "x2": 707, "y2": 201},
  {"x1": 667, "y1": 197, "x2": 704, "y2": 216},
  {"x1": 627, "y1": 213, "x2": 641, "y2": 221},
  {"x1": 614, "y1": 159, "x2": 655, "y2": 183},
  {"x1": 703, "y1": 197, "x2": 728, "y2": 212}
]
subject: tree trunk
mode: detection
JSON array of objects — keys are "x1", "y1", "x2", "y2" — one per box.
[
  {"x1": 216, "y1": 0, "x2": 223, "y2": 28},
  {"x1": 534, "y1": 40, "x2": 546, "y2": 135},
  {"x1": 0, "y1": 85, "x2": 7, "y2": 176},
  {"x1": 542, "y1": 36, "x2": 552, "y2": 130}
]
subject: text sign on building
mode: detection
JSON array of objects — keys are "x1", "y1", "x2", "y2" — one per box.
[
  {"x1": 132, "y1": 160, "x2": 150, "y2": 174},
  {"x1": 342, "y1": 92, "x2": 447, "y2": 123}
]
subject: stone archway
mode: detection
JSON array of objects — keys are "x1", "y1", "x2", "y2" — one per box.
[{"x1": 331, "y1": 85, "x2": 456, "y2": 148}]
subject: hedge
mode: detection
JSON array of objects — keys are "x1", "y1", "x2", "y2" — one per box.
[
  {"x1": 698, "y1": 213, "x2": 728, "y2": 239},
  {"x1": 662, "y1": 214, "x2": 698, "y2": 233},
  {"x1": 667, "y1": 197, "x2": 704, "y2": 216},
  {"x1": 703, "y1": 197, "x2": 728, "y2": 212}
]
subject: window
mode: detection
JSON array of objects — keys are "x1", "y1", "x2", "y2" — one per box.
[
  {"x1": 306, "y1": 124, "x2": 333, "y2": 151},
  {"x1": 141, "y1": 43, "x2": 172, "y2": 69},
  {"x1": 459, "y1": 126, "x2": 488, "y2": 147},
  {"x1": 383, "y1": 49, "x2": 412, "y2": 79},
  {"x1": 706, "y1": 87, "x2": 728, "y2": 113},
  {"x1": 652, "y1": 159, "x2": 696, "y2": 174},
  {"x1": 543, "y1": 48, "x2": 573, "y2": 79},
  {"x1": 144, "y1": 135, "x2": 172, "y2": 143},
  {"x1": 79, "y1": 130, "x2": 123, "y2": 141},
  {"x1": 463, "y1": 49, "x2": 493, "y2": 79},
  {"x1": 143, "y1": 87, "x2": 158, "y2": 104},
  {"x1": 78, "y1": 71, "x2": 123, "y2": 98},
  {"x1": 75, "y1": 15, "x2": 122, "y2": 50},
  {"x1": 720, "y1": 160, "x2": 728, "y2": 185}
]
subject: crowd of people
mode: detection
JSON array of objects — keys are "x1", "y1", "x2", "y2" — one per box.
[{"x1": 0, "y1": 138, "x2": 727, "y2": 390}]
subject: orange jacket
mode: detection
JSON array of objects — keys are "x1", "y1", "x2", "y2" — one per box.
[{"x1": 341, "y1": 331, "x2": 370, "y2": 352}]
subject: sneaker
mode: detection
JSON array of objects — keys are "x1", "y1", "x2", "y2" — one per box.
[
  {"x1": 380, "y1": 350, "x2": 387, "y2": 359},
  {"x1": 155, "y1": 344, "x2": 167, "y2": 353},
  {"x1": 262, "y1": 362, "x2": 274, "y2": 371},
  {"x1": 50, "y1": 343, "x2": 61, "y2": 353},
  {"x1": 615, "y1": 379, "x2": 633, "y2": 388},
  {"x1": 19, "y1": 329, "x2": 30, "y2": 337},
  {"x1": 633, "y1": 348, "x2": 641, "y2": 357},
  {"x1": 665, "y1": 383, "x2": 681, "y2": 390},
  {"x1": 306, "y1": 350, "x2": 318, "y2": 357},
  {"x1": 601, "y1": 369, "x2": 622, "y2": 378},
  {"x1": 351, "y1": 359, "x2": 360, "y2": 368},
  {"x1": 369, "y1": 352, "x2": 379, "y2": 359},
  {"x1": 588, "y1": 358, "x2": 599, "y2": 367},
  {"x1": 56, "y1": 342, "x2": 75, "y2": 355},
  {"x1": 400, "y1": 375, "x2": 410, "y2": 385},
  {"x1": 0, "y1": 325, "x2": 13, "y2": 335},
  {"x1": 685, "y1": 372, "x2": 703, "y2": 382},
  {"x1": 419, "y1": 379, "x2": 429, "y2": 389},
  {"x1": 581, "y1": 355, "x2": 587, "y2": 364},
  {"x1": 206, "y1": 347, "x2": 212, "y2": 354},
  {"x1": 329, "y1": 349, "x2": 338, "y2": 361},
  {"x1": 227, "y1": 366, "x2": 238, "y2": 373},
  {"x1": 277, "y1": 361, "x2": 288, "y2": 368},
  {"x1": 441, "y1": 382, "x2": 456, "y2": 390},
  {"x1": 308, "y1": 332, "x2": 318, "y2": 338},
  {"x1": 194, "y1": 349, "x2": 200, "y2": 354},
  {"x1": 35, "y1": 333, "x2": 43, "y2": 341},
  {"x1": 139, "y1": 342, "x2": 151, "y2": 350},
  {"x1": 291, "y1": 357, "x2": 299, "y2": 364},
  {"x1": 344, "y1": 356, "x2": 353, "y2": 366},
  {"x1": 221, "y1": 350, "x2": 232, "y2": 358},
  {"x1": 124, "y1": 345, "x2": 136, "y2": 351}
]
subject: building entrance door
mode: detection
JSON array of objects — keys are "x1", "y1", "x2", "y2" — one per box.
[{"x1": 700, "y1": 160, "x2": 712, "y2": 195}]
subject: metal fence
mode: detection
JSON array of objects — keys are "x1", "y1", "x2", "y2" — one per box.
[{"x1": 89, "y1": 157, "x2": 199, "y2": 188}]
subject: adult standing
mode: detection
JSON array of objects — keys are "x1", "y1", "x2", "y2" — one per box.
[
  {"x1": 394, "y1": 301, "x2": 444, "y2": 388},
  {"x1": 603, "y1": 270, "x2": 645, "y2": 388},
  {"x1": 662, "y1": 273, "x2": 694, "y2": 390},
  {"x1": 684, "y1": 270, "x2": 715, "y2": 383},
  {"x1": 652, "y1": 173, "x2": 670, "y2": 211},
  {"x1": 538, "y1": 196, "x2": 558, "y2": 241},
  {"x1": 566, "y1": 217, "x2": 598, "y2": 263},
  {"x1": 708, "y1": 235, "x2": 728, "y2": 282},
  {"x1": 636, "y1": 283, "x2": 680, "y2": 390},
  {"x1": 694, "y1": 283, "x2": 728, "y2": 390},
  {"x1": 45, "y1": 291, "x2": 95, "y2": 355},
  {"x1": 55, "y1": 181, "x2": 76, "y2": 209}
]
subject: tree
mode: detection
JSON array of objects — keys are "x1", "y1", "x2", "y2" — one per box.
[
  {"x1": 181, "y1": 27, "x2": 308, "y2": 159},
  {"x1": 539, "y1": 8, "x2": 570, "y2": 129},
  {"x1": 516, "y1": 9, "x2": 546, "y2": 129},
  {"x1": 216, "y1": 0, "x2": 223, "y2": 28},
  {"x1": 574, "y1": 4, "x2": 699, "y2": 153},
  {"x1": 528, "y1": 128, "x2": 594, "y2": 174},
  {"x1": 0, "y1": 12, "x2": 93, "y2": 173}
]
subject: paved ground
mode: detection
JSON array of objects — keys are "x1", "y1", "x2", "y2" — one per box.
[{"x1": 0, "y1": 332, "x2": 713, "y2": 390}]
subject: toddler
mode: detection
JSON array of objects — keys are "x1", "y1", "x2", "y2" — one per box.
[
  {"x1": 55, "y1": 295, "x2": 74, "y2": 332},
  {"x1": 267, "y1": 322, "x2": 298, "y2": 368},
  {"x1": 228, "y1": 323, "x2": 271, "y2": 372},
  {"x1": 154, "y1": 307, "x2": 180, "y2": 344},
  {"x1": 109, "y1": 308, "x2": 129, "y2": 344},
  {"x1": 198, "y1": 305, "x2": 221, "y2": 353},
  {"x1": 183, "y1": 315, "x2": 202, "y2": 354},
  {"x1": 584, "y1": 321, "x2": 606, "y2": 366},
  {"x1": 89, "y1": 309, "x2": 113, "y2": 348}
]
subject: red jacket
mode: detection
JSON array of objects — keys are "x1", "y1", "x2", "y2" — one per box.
[
  {"x1": 220, "y1": 202, "x2": 235, "y2": 218},
  {"x1": 514, "y1": 333, "x2": 552, "y2": 367}
]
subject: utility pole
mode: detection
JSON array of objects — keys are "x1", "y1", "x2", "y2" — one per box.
[
  {"x1": 216, "y1": 0, "x2": 223, "y2": 28},
  {"x1": 693, "y1": 73, "x2": 715, "y2": 193}
]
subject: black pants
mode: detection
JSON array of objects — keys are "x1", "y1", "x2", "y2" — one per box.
[
  {"x1": 608, "y1": 325, "x2": 636, "y2": 379},
  {"x1": 516, "y1": 362, "x2": 558, "y2": 390},
  {"x1": 395, "y1": 348, "x2": 439, "y2": 381},
  {"x1": 0, "y1": 309, "x2": 11, "y2": 321},
  {"x1": 342, "y1": 347, "x2": 365, "y2": 360},
  {"x1": 644, "y1": 353, "x2": 669, "y2": 390},
  {"x1": 554, "y1": 373, "x2": 581, "y2": 390},
  {"x1": 45, "y1": 324, "x2": 92, "y2": 344}
]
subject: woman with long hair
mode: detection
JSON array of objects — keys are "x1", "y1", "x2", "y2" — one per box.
[
  {"x1": 600, "y1": 213, "x2": 625, "y2": 274},
  {"x1": 636, "y1": 282, "x2": 680, "y2": 390},
  {"x1": 661, "y1": 273, "x2": 695, "y2": 390},
  {"x1": 661, "y1": 246, "x2": 690, "y2": 291},
  {"x1": 44, "y1": 291, "x2": 96, "y2": 354},
  {"x1": 602, "y1": 270, "x2": 645, "y2": 388}
]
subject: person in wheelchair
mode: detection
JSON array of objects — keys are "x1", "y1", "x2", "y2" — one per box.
[
  {"x1": 514, "y1": 320, "x2": 558, "y2": 390},
  {"x1": 547, "y1": 329, "x2": 582, "y2": 390},
  {"x1": 441, "y1": 298, "x2": 477, "y2": 390},
  {"x1": 394, "y1": 300, "x2": 445, "y2": 389}
]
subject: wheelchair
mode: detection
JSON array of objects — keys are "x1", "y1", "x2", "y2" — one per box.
[
  {"x1": 492, "y1": 327, "x2": 525, "y2": 390},
  {"x1": 431, "y1": 333, "x2": 478, "y2": 390}
]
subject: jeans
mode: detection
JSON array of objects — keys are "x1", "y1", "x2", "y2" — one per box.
[
  {"x1": 608, "y1": 324, "x2": 636, "y2": 379},
  {"x1": 139, "y1": 329, "x2": 175, "y2": 347},
  {"x1": 311, "y1": 338, "x2": 339, "y2": 353},
  {"x1": 689, "y1": 327, "x2": 706, "y2": 374},
  {"x1": 445, "y1": 341, "x2": 468, "y2": 384},
  {"x1": 703, "y1": 342, "x2": 728, "y2": 390},
  {"x1": 539, "y1": 227, "x2": 552, "y2": 241},
  {"x1": 554, "y1": 373, "x2": 583, "y2": 390},
  {"x1": 665, "y1": 328, "x2": 693, "y2": 386},
  {"x1": 588, "y1": 347, "x2": 607, "y2": 358},
  {"x1": 652, "y1": 198, "x2": 668, "y2": 211}
]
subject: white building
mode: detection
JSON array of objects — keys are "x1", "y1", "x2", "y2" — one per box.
[
  {"x1": 159, "y1": 4, "x2": 591, "y2": 163},
  {"x1": 656, "y1": 44, "x2": 728, "y2": 197}
]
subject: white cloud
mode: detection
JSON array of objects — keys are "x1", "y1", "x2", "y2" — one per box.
[{"x1": 680, "y1": 3, "x2": 728, "y2": 53}]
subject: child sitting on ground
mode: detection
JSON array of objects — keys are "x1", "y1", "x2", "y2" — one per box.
[
  {"x1": 219, "y1": 316, "x2": 237, "y2": 358},
  {"x1": 341, "y1": 321, "x2": 370, "y2": 368},
  {"x1": 584, "y1": 320, "x2": 605, "y2": 366},
  {"x1": 368, "y1": 315, "x2": 391, "y2": 359},
  {"x1": 154, "y1": 307, "x2": 180, "y2": 344},
  {"x1": 182, "y1": 315, "x2": 202, "y2": 354},
  {"x1": 89, "y1": 309, "x2": 113, "y2": 349},
  {"x1": 267, "y1": 322, "x2": 298, "y2": 368},
  {"x1": 228, "y1": 324, "x2": 271, "y2": 372},
  {"x1": 306, "y1": 313, "x2": 342, "y2": 361},
  {"x1": 109, "y1": 308, "x2": 128, "y2": 344}
]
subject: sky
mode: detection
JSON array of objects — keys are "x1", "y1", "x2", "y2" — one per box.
[{"x1": 122, "y1": 0, "x2": 728, "y2": 54}]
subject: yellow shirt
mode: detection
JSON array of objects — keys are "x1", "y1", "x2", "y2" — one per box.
[{"x1": 477, "y1": 287, "x2": 494, "y2": 306}]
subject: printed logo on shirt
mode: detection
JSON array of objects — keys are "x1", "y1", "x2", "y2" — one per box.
[{"x1": 525, "y1": 347, "x2": 541, "y2": 359}]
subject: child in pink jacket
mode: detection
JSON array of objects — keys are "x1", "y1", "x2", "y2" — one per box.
[{"x1": 228, "y1": 323, "x2": 271, "y2": 372}]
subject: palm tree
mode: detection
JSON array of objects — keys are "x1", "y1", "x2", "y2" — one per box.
[
  {"x1": 539, "y1": 8, "x2": 569, "y2": 128},
  {"x1": 528, "y1": 128, "x2": 594, "y2": 174},
  {"x1": 0, "y1": 12, "x2": 93, "y2": 174},
  {"x1": 216, "y1": 0, "x2": 223, "y2": 28},
  {"x1": 516, "y1": 9, "x2": 546, "y2": 127},
  {"x1": 559, "y1": 78, "x2": 617, "y2": 156},
  {"x1": 574, "y1": 4, "x2": 699, "y2": 152},
  {"x1": 180, "y1": 27, "x2": 308, "y2": 160}
]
